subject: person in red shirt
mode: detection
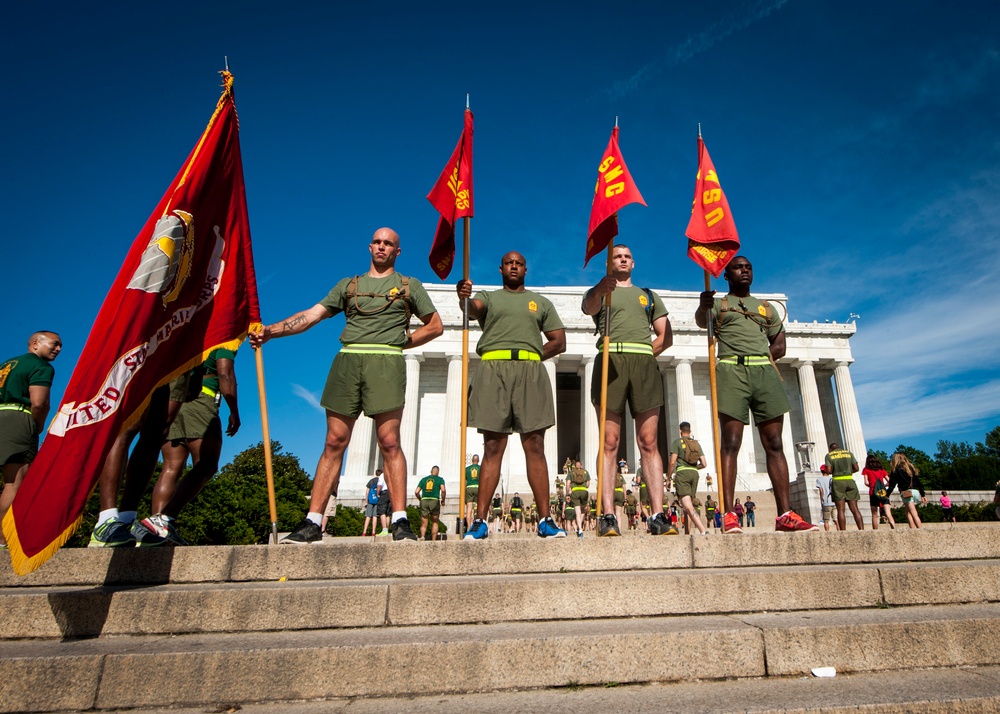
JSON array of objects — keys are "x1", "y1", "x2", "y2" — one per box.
[{"x1": 862, "y1": 455, "x2": 894, "y2": 530}]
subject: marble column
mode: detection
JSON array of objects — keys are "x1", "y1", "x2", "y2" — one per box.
[
  {"x1": 344, "y1": 414, "x2": 373, "y2": 479},
  {"x1": 673, "y1": 359, "x2": 697, "y2": 428},
  {"x1": 440, "y1": 355, "x2": 465, "y2": 484},
  {"x1": 543, "y1": 359, "x2": 559, "y2": 477},
  {"x1": 794, "y1": 360, "x2": 827, "y2": 471},
  {"x1": 400, "y1": 354, "x2": 423, "y2": 477},
  {"x1": 580, "y1": 357, "x2": 598, "y2": 469},
  {"x1": 834, "y1": 362, "x2": 867, "y2": 460}
]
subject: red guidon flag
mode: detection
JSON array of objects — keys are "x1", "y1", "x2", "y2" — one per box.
[
  {"x1": 427, "y1": 109, "x2": 474, "y2": 279},
  {"x1": 3, "y1": 72, "x2": 261, "y2": 575},
  {"x1": 585, "y1": 126, "x2": 646, "y2": 267},
  {"x1": 685, "y1": 135, "x2": 740, "y2": 277}
]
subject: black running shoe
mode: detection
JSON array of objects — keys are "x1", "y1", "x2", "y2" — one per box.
[
  {"x1": 391, "y1": 517, "x2": 418, "y2": 541},
  {"x1": 648, "y1": 513, "x2": 673, "y2": 536},
  {"x1": 281, "y1": 519, "x2": 323, "y2": 544},
  {"x1": 597, "y1": 514, "x2": 622, "y2": 537}
]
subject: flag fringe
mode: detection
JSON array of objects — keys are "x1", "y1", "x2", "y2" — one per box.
[
  {"x1": 166, "y1": 71, "x2": 236, "y2": 215},
  {"x1": 3, "y1": 328, "x2": 249, "y2": 576},
  {"x1": 3, "y1": 508, "x2": 83, "y2": 577}
]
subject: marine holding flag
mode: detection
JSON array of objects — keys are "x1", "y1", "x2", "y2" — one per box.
[{"x1": 3, "y1": 72, "x2": 261, "y2": 574}]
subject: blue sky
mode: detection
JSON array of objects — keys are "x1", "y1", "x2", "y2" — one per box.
[{"x1": 3, "y1": 0, "x2": 998, "y2": 479}]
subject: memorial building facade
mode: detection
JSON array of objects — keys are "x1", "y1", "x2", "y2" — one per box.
[{"x1": 339, "y1": 284, "x2": 865, "y2": 509}]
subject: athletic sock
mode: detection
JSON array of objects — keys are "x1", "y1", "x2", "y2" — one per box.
[
  {"x1": 98, "y1": 509, "x2": 119, "y2": 525},
  {"x1": 118, "y1": 511, "x2": 137, "y2": 524},
  {"x1": 306, "y1": 512, "x2": 323, "y2": 527},
  {"x1": 391, "y1": 511, "x2": 407, "y2": 524}
]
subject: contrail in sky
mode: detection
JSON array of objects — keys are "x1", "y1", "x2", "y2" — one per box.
[
  {"x1": 603, "y1": 0, "x2": 791, "y2": 101},
  {"x1": 291, "y1": 383, "x2": 325, "y2": 413}
]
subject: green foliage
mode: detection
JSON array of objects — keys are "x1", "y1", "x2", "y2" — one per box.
[
  {"x1": 327, "y1": 505, "x2": 365, "y2": 537},
  {"x1": 181, "y1": 441, "x2": 313, "y2": 544},
  {"x1": 890, "y1": 501, "x2": 998, "y2": 524}
]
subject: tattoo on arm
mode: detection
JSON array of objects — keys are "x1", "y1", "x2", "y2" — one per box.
[{"x1": 280, "y1": 314, "x2": 308, "y2": 334}]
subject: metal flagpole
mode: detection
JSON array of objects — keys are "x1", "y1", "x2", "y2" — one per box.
[
  {"x1": 253, "y1": 344, "x2": 279, "y2": 544},
  {"x1": 457, "y1": 94, "x2": 471, "y2": 537}
]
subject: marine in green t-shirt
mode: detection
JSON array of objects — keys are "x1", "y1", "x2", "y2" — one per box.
[
  {"x1": 582, "y1": 244, "x2": 673, "y2": 536},
  {"x1": 457, "y1": 251, "x2": 567, "y2": 540},
  {"x1": 695, "y1": 256, "x2": 816, "y2": 534},
  {"x1": 415, "y1": 466, "x2": 447, "y2": 540},
  {"x1": 463, "y1": 454, "x2": 481, "y2": 526},
  {"x1": 0, "y1": 331, "x2": 61, "y2": 548},
  {"x1": 252, "y1": 228, "x2": 444, "y2": 544}
]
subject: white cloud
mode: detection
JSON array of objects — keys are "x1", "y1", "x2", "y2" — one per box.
[
  {"x1": 291, "y1": 383, "x2": 325, "y2": 414},
  {"x1": 601, "y1": 0, "x2": 791, "y2": 101}
]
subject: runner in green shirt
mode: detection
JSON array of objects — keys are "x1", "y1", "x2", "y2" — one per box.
[
  {"x1": 0, "y1": 331, "x2": 61, "y2": 548},
  {"x1": 582, "y1": 244, "x2": 673, "y2": 537},
  {"x1": 132, "y1": 347, "x2": 242, "y2": 546},
  {"x1": 414, "y1": 466, "x2": 447, "y2": 540},
  {"x1": 252, "y1": 228, "x2": 444, "y2": 543},
  {"x1": 696, "y1": 256, "x2": 817, "y2": 534},
  {"x1": 458, "y1": 251, "x2": 567, "y2": 540},
  {"x1": 464, "y1": 454, "x2": 481, "y2": 528},
  {"x1": 666, "y1": 422, "x2": 708, "y2": 535}
]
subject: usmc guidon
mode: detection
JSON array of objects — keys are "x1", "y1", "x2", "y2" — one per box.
[{"x1": 251, "y1": 227, "x2": 443, "y2": 543}]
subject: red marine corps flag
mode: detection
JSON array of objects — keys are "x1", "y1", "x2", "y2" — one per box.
[
  {"x1": 427, "y1": 108, "x2": 474, "y2": 279},
  {"x1": 3, "y1": 72, "x2": 261, "y2": 575},
  {"x1": 685, "y1": 134, "x2": 740, "y2": 277},
  {"x1": 585, "y1": 125, "x2": 646, "y2": 267}
]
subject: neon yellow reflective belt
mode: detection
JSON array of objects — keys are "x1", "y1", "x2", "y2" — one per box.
[
  {"x1": 0, "y1": 403, "x2": 31, "y2": 413},
  {"x1": 201, "y1": 386, "x2": 217, "y2": 398},
  {"x1": 719, "y1": 355, "x2": 771, "y2": 366},
  {"x1": 341, "y1": 344, "x2": 403, "y2": 355},
  {"x1": 832, "y1": 475, "x2": 855, "y2": 480},
  {"x1": 599, "y1": 341, "x2": 653, "y2": 356},
  {"x1": 481, "y1": 349, "x2": 540, "y2": 361},
  {"x1": 571, "y1": 486, "x2": 589, "y2": 492}
]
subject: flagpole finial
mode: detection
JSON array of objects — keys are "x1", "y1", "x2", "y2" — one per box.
[
  {"x1": 466, "y1": 93, "x2": 470, "y2": 109},
  {"x1": 615, "y1": 115, "x2": 619, "y2": 128},
  {"x1": 225, "y1": 56, "x2": 229, "y2": 71},
  {"x1": 698, "y1": 123, "x2": 702, "y2": 138}
]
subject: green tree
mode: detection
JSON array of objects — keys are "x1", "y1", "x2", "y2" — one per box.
[
  {"x1": 180, "y1": 440, "x2": 313, "y2": 544},
  {"x1": 982, "y1": 426, "x2": 1000, "y2": 459}
]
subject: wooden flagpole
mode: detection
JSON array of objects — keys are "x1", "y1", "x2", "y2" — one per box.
[
  {"x1": 595, "y1": 238, "x2": 615, "y2": 521},
  {"x1": 457, "y1": 94, "x2": 471, "y2": 537},
  {"x1": 704, "y1": 270, "x2": 725, "y2": 514},
  {"x1": 254, "y1": 346, "x2": 279, "y2": 544}
]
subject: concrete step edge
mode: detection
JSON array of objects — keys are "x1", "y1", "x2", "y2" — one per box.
[
  {"x1": 2, "y1": 604, "x2": 1000, "y2": 711},
  {"x1": 2, "y1": 560, "x2": 998, "y2": 639}
]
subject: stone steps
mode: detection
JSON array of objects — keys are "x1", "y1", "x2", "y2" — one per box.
[
  {"x1": 84, "y1": 665, "x2": 1000, "y2": 714},
  {"x1": 1, "y1": 525, "x2": 998, "y2": 713},
  {"x1": 3, "y1": 603, "x2": 1000, "y2": 711}
]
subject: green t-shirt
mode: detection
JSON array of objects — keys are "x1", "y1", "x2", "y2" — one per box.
[
  {"x1": 465, "y1": 464, "x2": 480, "y2": 487},
  {"x1": 320, "y1": 274, "x2": 437, "y2": 347},
  {"x1": 825, "y1": 449, "x2": 857, "y2": 477},
  {"x1": 418, "y1": 474, "x2": 445, "y2": 500},
  {"x1": 585, "y1": 285, "x2": 668, "y2": 347},
  {"x1": 492, "y1": 496, "x2": 502, "y2": 510},
  {"x1": 473, "y1": 288, "x2": 564, "y2": 355},
  {"x1": 705, "y1": 498, "x2": 716, "y2": 513},
  {"x1": 569, "y1": 467, "x2": 590, "y2": 486},
  {"x1": 670, "y1": 437, "x2": 700, "y2": 471},
  {"x1": 511, "y1": 496, "x2": 524, "y2": 510},
  {"x1": 711, "y1": 293, "x2": 783, "y2": 358},
  {"x1": 202, "y1": 347, "x2": 236, "y2": 393},
  {"x1": 0, "y1": 353, "x2": 54, "y2": 406}
]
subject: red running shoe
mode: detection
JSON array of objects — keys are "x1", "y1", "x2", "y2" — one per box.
[
  {"x1": 723, "y1": 511, "x2": 743, "y2": 534},
  {"x1": 775, "y1": 510, "x2": 820, "y2": 532}
]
